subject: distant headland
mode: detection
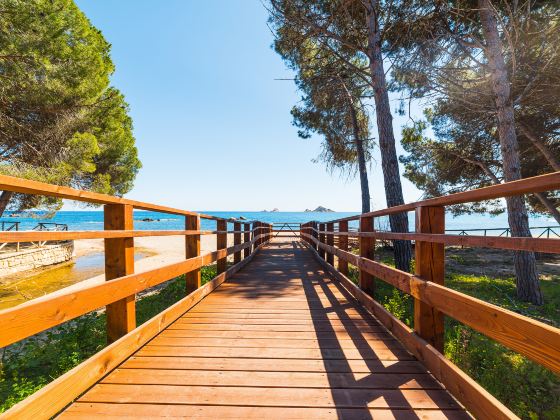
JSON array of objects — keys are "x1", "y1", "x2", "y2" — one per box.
[{"x1": 304, "y1": 206, "x2": 335, "y2": 212}]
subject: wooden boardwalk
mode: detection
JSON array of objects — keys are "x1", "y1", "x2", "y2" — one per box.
[{"x1": 60, "y1": 239, "x2": 468, "y2": 419}]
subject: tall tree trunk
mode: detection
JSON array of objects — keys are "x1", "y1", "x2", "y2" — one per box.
[
  {"x1": 365, "y1": 0, "x2": 412, "y2": 272},
  {"x1": 340, "y1": 78, "x2": 371, "y2": 213},
  {"x1": 479, "y1": 0, "x2": 543, "y2": 305},
  {"x1": 348, "y1": 103, "x2": 371, "y2": 213},
  {"x1": 0, "y1": 191, "x2": 13, "y2": 217}
]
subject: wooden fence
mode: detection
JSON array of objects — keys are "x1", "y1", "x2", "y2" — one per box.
[
  {"x1": 0, "y1": 174, "x2": 272, "y2": 418},
  {"x1": 300, "y1": 171, "x2": 560, "y2": 419},
  {"x1": 1, "y1": 171, "x2": 559, "y2": 419}
]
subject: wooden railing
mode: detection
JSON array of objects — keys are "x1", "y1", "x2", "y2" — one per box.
[
  {"x1": 300, "y1": 171, "x2": 560, "y2": 420},
  {"x1": 0, "y1": 174, "x2": 273, "y2": 418}
]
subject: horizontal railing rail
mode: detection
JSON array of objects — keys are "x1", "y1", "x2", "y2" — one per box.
[
  {"x1": 0, "y1": 174, "x2": 223, "y2": 219},
  {"x1": 301, "y1": 170, "x2": 560, "y2": 420},
  {"x1": 446, "y1": 225, "x2": 560, "y2": 239},
  {"x1": 0, "y1": 221, "x2": 20, "y2": 231},
  {"x1": 0, "y1": 175, "x2": 274, "y2": 418}
]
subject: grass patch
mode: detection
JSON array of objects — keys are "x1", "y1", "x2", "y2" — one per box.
[{"x1": 0, "y1": 265, "x2": 217, "y2": 413}]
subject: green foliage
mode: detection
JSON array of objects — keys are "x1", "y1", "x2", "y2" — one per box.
[
  {"x1": 392, "y1": 2, "x2": 560, "y2": 217},
  {"x1": 0, "y1": 0, "x2": 141, "y2": 213},
  {"x1": 0, "y1": 266, "x2": 216, "y2": 412}
]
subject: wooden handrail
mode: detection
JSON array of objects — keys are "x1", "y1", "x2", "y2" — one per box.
[
  {"x1": 0, "y1": 174, "x2": 274, "y2": 348},
  {"x1": 3, "y1": 171, "x2": 559, "y2": 418},
  {"x1": 0, "y1": 233, "x2": 269, "y2": 347},
  {"x1": 0, "y1": 174, "x2": 226, "y2": 220},
  {"x1": 302, "y1": 233, "x2": 560, "y2": 374},
  {"x1": 309, "y1": 227, "x2": 560, "y2": 254},
  {"x1": 325, "y1": 171, "x2": 560, "y2": 222},
  {"x1": 300, "y1": 172, "x2": 560, "y2": 418}
]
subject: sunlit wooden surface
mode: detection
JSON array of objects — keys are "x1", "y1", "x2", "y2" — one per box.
[{"x1": 60, "y1": 239, "x2": 467, "y2": 419}]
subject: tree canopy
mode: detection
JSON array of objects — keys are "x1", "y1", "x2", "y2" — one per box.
[{"x1": 0, "y1": 0, "x2": 141, "y2": 214}]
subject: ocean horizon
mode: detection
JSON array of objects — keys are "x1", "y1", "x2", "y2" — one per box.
[{"x1": 1, "y1": 210, "x2": 557, "y2": 235}]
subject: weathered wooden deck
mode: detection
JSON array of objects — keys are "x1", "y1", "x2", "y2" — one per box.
[{"x1": 60, "y1": 239, "x2": 468, "y2": 419}]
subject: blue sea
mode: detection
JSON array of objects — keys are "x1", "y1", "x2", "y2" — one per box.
[{"x1": 0, "y1": 210, "x2": 557, "y2": 236}]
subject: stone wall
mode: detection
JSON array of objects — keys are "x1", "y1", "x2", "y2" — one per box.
[{"x1": 0, "y1": 241, "x2": 74, "y2": 277}]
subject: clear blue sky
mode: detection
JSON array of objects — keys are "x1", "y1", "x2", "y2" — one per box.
[{"x1": 75, "y1": 0, "x2": 422, "y2": 212}]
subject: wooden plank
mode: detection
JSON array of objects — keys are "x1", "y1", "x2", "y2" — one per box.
[
  {"x1": 0, "y1": 229, "x2": 217, "y2": 243},
  {"x1": 178, "y1": 313, "x2": 371, "y2": 321},
  {"x1": 319, "y1": 223, "x2": 326, "y2": 259},
  {"x1": 181, "y1": 301, "x2": 352, "y2": 310},
  {"x1": 167, "y1": 323, "x2": 389, "y2": 332},
  {"x1": 159, "y1": 328, "x2": 394, "y2": 341},
  {"x1": 78, "y1": 384, "x2": 461, "y2": 409},
  {"x1": 104, "y1": 204, "x2": 135, "y2": 343},
  {"x1": 172, "y1": 318, "x2": 380, "y2": 327},
  {"x1": 59, "y1": 403, "x2": 471, "y2": 419},
  {"x1": 146, "y1": 336, "x2": 402, "y2": 350},
  {"x1": 414, "y1": 206, "x2": 445, "y2": 352},
  {"x1": 101, "y1": 368, "x2": 442, "y2": 389},
  {"x1": 313, "y1": 228, "x2": 560, "y2": 254},
  {"x1": 338, "y1": 220, "x2": 349, "y2": 274},
  {"x1": 359, "y1": 216, "x2": 375, "y2": 294},
  {"x1": 216, "y1": 219, "x2": 227, "y2": 274},
  {"x1": 326, "y1": 222, "x2": 334, "y2": 265},
  {"x1": 122, "y1": 356, "x2": 429, "y2": 374},
  {"x1": 306, "y1": 243, "x2": 517, "y2": 420},
  {"x1": 185, "y1": 215, "x2": 201, "y2": 293},
  {"x1": 180, "y1": 311, "x2": 373, "y2": 320},
  {"x1": 243, "y1": 222, "x2": 251, "y2": 258},
  {"x1": 1, "y1": 248, "x2": 261, "y2": 419},
  {"x1": 234, "y1": 222, "x2": 242, "y2": 264},
  {"x1": 137, "y1": 345, "x2": 414, "y2": 360}
]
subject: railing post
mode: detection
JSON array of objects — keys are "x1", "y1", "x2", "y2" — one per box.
[
  {"x1": 255, "y1": 221, "x2": 260, "y2": 247},
  {"x1": 252, "y1": 222, "x2": 257, "y2": 250},
  {"x1": 217, "y1": 219, "x2": 227, "y2": 274},
  {"x1": 319, "y1": 223, "x2": 326, "y2": 259},
  {"x1": 359, "y1": 215, "x2": 375, "y2": 295},
  {"x1": 104, "y1": 204, "x2": 135, "y2": 343},
  {"x1": 312, "y1": 221, "x2": 318, "y2": 250},
  {"x1": 326, "y1": 222, "x2": 334, "y2": 266},
  {"x1": 185, "y1": 215, "x2": 201, "y2": 293},
  {"x1": 414, "y1": 206, "x2": 445, "y2": 352},
  {"x1": 234, "y1": 222, "x2": 242, "y2": 264},
  {"x1": 338, "y1": 220, "x2": 348, "y2": 275},
  {"x1": 243, "y1": 222, "x2": 251, "y2": 258}
]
